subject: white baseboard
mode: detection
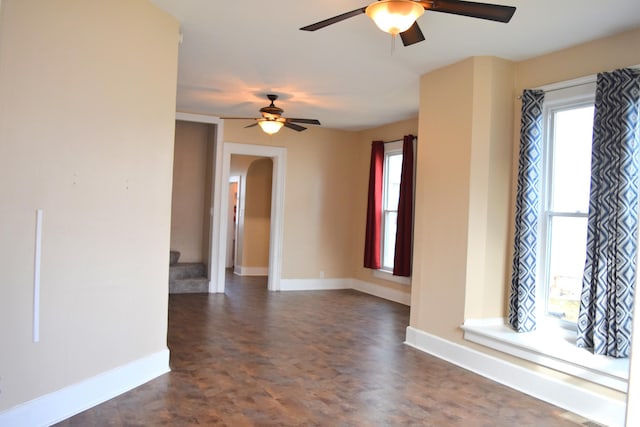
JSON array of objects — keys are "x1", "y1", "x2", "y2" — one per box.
[
  {"x1": 462, "y1": 318, "x2": 628, "y2": 392},
  {"x1": 280, "y1": 278, "x2": 351, "y2": 291},
  {"x1": 0, "y1": 349, "x2": 170, "y2": 427},
  {"x1": 405, "y1": 326, "x2": 626, "y2": 427},
  {"x1": 233, "y1": 265, "x2": 268, "y2": 276},
  {"x1": 278, "y1": 278, "x2": 411, "y2": 307},
  {"x1": 351, "y1": 279, "x2": 410, "y2": 306}
]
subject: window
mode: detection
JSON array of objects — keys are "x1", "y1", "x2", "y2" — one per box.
[
  {"x1": 381, "y1": 140, "x2": 403, "y2": 271},
  {"x1": 364, "y1": 136, "x2": 414, "y2": 282},
  {"x1": 539, "y1": 83, "x2": 595, "y2": 327}
]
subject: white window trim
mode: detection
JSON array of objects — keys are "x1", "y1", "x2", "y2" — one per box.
[
  {"x1": 538, "y1": 80, "x2": 596, "y2": 329},
  {"x1": 373, "y1": 268, "x2": 411, "y2": 285},
  {"x1": 462, "y1": 318, "x2": 629, "y2": 392},
  {"x1": 381, "y1": 140, "x2": 403, "y2": 271}
]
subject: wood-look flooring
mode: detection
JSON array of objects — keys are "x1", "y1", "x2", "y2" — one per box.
[{"x1": 57, "y1": 272, "x2": 593, "y2": 426}]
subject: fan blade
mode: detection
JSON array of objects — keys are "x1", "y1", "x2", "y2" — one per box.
[
  {"x1": 420, "y1": 0, "x2": 516, "y2": 23},
  {"x1": 221, "y1": 117, "x2": 257, "y2": 120},
  {"x1": 244, "y1": 123, "x2": 259, "y2": 128},
  {"x1": 300, "y1": 7, "x2": 367, "y2": 31},
  {"x1": 287, "y1": 118, "x2": 321, "y2": 125},
  {"x1": 400, "y1": 22, "x2": 425, "y2": 46},
  {"x1": 284, "y1": 122, "x2": 307, "y2": 132}
]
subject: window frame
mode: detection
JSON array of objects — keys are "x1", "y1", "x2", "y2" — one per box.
[
  {"x1": 538, "y1": 81, "x2": 596, "y2": 331},
  {"x1": 380, "y1": 140, "x2": 403, "y2": 272}
]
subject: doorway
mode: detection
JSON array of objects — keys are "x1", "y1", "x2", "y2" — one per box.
[
  {"x1": 174, "y1": 112, "x2": 286, "y2": 294},
  {"x1": 213, "y1": 142, "x2": 286, "y2": 293},
  {"x1": 228, "y1": 156, "x2": 273, "y2": 277}
]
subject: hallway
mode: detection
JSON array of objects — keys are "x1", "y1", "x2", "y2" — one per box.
[{"x1": 57, "y1": 272, "x2": 587, "y2": 426}]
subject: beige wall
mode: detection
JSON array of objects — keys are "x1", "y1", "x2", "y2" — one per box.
[
  {"x1": 0, "y1": 0, "x2": 178, "y2": 411},
  {"x1": 411, "y1": 58, "x2": 476, "y2": 335},
  {"x1": 465, "y1": 57, "x2": 515, "y2": 319},
  {"x1": 170, "y1": 120, "x2": 211, "y2": 263},
  {"x1": 224, "y1": 116, "x2": 418, "y2": 285},
  {"x1": 242, "y1": 158, "x2": 272, "y2": 268},
  {"x1": 410, "y1": 55, "x2": 515, "y2": 334},
  {"x1": 410, "y1": 28, "x2": 640, "y2": 401},
  {"x1": 230, "y1": 155, "x2": 263, "y2": 176},
  {"x1": 223, "y1": 122, "x2": 360, "y2": 279}
]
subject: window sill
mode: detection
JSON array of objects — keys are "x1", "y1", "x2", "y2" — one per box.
[
  {"x1": 461, "y1": 318, "x2": 629, "y2": 392},
  {"x1": 372, "y1": 269, "x2": 410, "y2": 285}
]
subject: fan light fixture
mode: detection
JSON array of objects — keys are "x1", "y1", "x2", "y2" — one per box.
[
  {"x1": 257, "y1": 119, "x2": 284, "y2": 135},
  {"x1": 365, "y1": 0, "x2": 424, "y2": 36}
]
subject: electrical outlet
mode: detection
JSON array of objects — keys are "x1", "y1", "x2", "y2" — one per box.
[{"x1": 319, "y1": 271, "x2": 325, "y2": 279}]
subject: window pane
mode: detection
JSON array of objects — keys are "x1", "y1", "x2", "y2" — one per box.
[
  {"x1": 546, "y1": 216, "x2": 588, "y2": 323},
  {"x1": 382, "y1": 211, "x2": 397, "y2": 269},
  {"x1": 551, "y1": 106, "x2": 594, "y2": 213},
  {"x1": 385, "y1": 154, "x2": 402, "y2": 210}
]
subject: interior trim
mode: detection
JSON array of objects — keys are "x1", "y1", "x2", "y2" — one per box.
[
  {"x1": 0, "y1": 349, "x2": 170, "y2": 427},
  {"x1": 404, "y1": 326, "x2": 626, "y2": 427},
  {"x1": 462, "y1": 318, "x2": 628, "y2": 392},
  {"x1": 279, "y1": 278, "x2": 411, "y2": 306}
]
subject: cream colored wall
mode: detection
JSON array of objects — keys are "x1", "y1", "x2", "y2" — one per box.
[
  {"x1": 223, "y1": 122, "x2": 359, "y2": 279},
  {"x1": 410, "y1": 28, "x2": 640, "y2": 403},
  {"x1": 171, "y1": 120, "x2": 210, "y2": 263},
  {"x1": 230, "y1": 155, "x2": 263, "y2": 176},
  {"x1": 224, "y1": 116, "x2": 419, "y2": 285},
  {"x1": 411, "y1": 58, "x2": 475, "y2": 335},
  {"x1": 242, "y1": 158, "x2": 272, "y2": 268},
  {"x1": 514, "y1": 28, "x2": 640, "y2": 92},
  {"x1": 351, "y1": 117, "x2": 419, "y2": 293},
  {"x1": 0, "y1": 0, "x2": 178, "y2": 411},
  {"x1": 465, "y1": 57, "x2": 515, "y2": 319},
  {"x1": 409, "y1": 56, "x2": 514, "y2": 327}
]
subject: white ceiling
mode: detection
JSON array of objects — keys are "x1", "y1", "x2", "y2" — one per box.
[{"x1": 151, "y1": 0, "x2": 640, "y2": 131}]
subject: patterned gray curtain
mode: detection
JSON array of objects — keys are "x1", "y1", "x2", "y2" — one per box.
[
  {"x1": 509, "y1": 90, "x2": 545, "y2": 333},
  {"x1": 577, "y1": 68, "x2": 640, "y2": 358}
]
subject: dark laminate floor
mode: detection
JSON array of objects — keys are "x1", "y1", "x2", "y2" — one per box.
[{"x1": 57, "y1": 272, "x2": 590, "y2": 426}]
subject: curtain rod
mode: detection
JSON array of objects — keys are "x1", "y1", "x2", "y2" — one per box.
[
  {"x1": 516, "y1": 79, "x2": 596, "y2": 100},
  {"x1": 516, "y1": 66, "x2": 640, "y2": 100},
  {"x1": 539, "y1": 79, "x2": 596, "y2": 94},
  {"x1": 377, "y1": 136, "x2": 416, "y2": 144}
]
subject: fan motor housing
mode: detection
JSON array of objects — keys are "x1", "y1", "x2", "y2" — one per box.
[
  {"x1": 260, "y1": 105, "x2": 284, "y2": 117},
  {"x1": 260, "y1": 94, "x2": 284, "y2": 117}
]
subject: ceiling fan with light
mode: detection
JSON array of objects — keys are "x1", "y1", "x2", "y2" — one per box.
[
  {"x1": 222, "y1": 94, "x2": 321, "y2": 135},
  {"x1": 300, "y1": 0, "x2": 516, "y2": 46}
]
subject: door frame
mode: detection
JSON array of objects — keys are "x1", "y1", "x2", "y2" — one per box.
[
  {"x1": 174, "y1": 112, "x2": 285, "y2": 293},
  {"x1": 226, "y1": 176, "x2": 240, "y2": 270},
  {"x1": 217, "y1": 143, "x2": 286, "y2": 292},
  {"x1": 175, "y1": 112, "x2": 222, "y2": 290}
]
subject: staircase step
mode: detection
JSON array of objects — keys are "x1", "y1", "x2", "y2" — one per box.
[
  {"x1": 169, "y1": 250, "x2": 180, "y2": 265},
  {"x1": 170, "y1": 277, "x2": 209, "y2": 294},
  {"x1": 169, "y1": 263, "x2": 207, "y2": 281}
]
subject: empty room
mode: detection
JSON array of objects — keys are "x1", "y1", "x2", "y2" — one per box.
[{"x1": 2, "y1": 1, "x2": 640, "y2": 426}]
